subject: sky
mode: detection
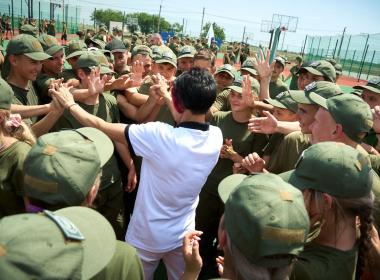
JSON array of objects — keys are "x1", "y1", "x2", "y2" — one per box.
[{"x1": 3, "y1": 0, "x2": 380, "y2": 52}]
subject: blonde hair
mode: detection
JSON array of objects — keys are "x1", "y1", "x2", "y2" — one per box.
[{"x1": 0, "y1": 109, "x2": 36, "y2": 146}]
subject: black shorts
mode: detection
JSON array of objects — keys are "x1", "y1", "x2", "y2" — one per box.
[{"x1": 61, "y1": 33, "x2": 67, "y2": 40}]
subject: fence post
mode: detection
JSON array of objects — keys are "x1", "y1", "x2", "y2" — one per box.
[
  {"x1": 332, "y1": 39, "x2": 339, "y2": 58},
  {"x1": 301, "y1": 35, "x2": 308, "y2": 57},
  {"x1": 342, "y1": 35, "x2": 351, "y2": 68},
  {"x1": 366, "y1": 50, "x2": 376, "y2": 80},
  {"x1": 93, "y1": 8, "x2": 96, "y2": 29},
  {"x1": 326, "y1": 36, "x2": 332, "y2": 57},
  {"x1": 38, "y1": 1, "x2": 40, "y2": 35},
  {"x1": 348, "y1": 50, "x2": 356, "y2": 76},
  {"x1": 308, "y1": 36, "x2": 315, "y2": 61},
  {"x1": 358, "y1": 44, "x2": 369, "y2": 81},
  {"x1": 315, "y1": 36, "x2": 322, "y2": 60}
]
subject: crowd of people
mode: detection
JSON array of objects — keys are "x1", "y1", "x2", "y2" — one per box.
[{"x1": 0, "y1": 22, "x2": 379, "y2": 280}]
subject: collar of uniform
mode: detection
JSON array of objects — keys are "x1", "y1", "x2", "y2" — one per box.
[{"x1": 177, "y1": 121, "x2": 209, "y2": 131}]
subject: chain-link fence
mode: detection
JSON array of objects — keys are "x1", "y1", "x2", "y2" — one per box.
[
  {"x1": 0, "y1": 0, "x2": 82, "y2": 35},
  {"x1": 305, "y1": 33, "x2": 380, "y2": 80}
]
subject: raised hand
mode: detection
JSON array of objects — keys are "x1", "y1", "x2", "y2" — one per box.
[
  {"x1": 248, "y1": 110, "x2": 278, "y2": 134},
  {"x1": 242, "y1": 75, "x2": 254, "y2": 107},
  {"x1": 253, "y1": 48, "x2": 274, "y2": 79},
  {"x1": 88, "y1": 67, "x2": 105, "y2": 96},
  {"x1": 182, "y1": 230, "x2": 203, "y2": 278}
]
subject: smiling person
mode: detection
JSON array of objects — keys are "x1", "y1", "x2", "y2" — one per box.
[
  {"x1": 269, "y1": 56, "x2": 289, "y2": 98},
  {"x1": 34, "y1": 34, "x2": 65, "y2": 104},
  {"x1": 297, "y1": 60, "x2": 336, "y2": 90},
  {"x1": 2, "y1": 34, "x2": 64, "y2": 137}
]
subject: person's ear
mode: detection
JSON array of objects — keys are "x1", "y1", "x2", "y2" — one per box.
[
  {"x1": 321, "y1": 193, "x2": 333, "y2": 211},
  {"x1": 332, "y1": 124, "x2": 343, "y2": 139},
  {"x1": 77, "y1": 69, "x2": 86, "y2": 80},
  {"x1": 8, "y1": 54, "x2": 18, "y2": 66},
  {"x1": 84, "y1": 185, "x2": 99, "y2": 206}
]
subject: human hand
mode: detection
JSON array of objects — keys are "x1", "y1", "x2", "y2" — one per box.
[
  {"x1": 182, "y1": 230, "x2": 203, "y2": 278},
  {"x1": 216, "y1": 256, "x2": 224, "y2": 277},
  {"x1": 248, "y1": 111, "x2": 278, "y2": 134},
  {"x1": 232, "y1": 162, "x2": 249, "y2": 174},
  {"x1": 220, "y1": 139, "x2": 237, "y2": 160},
  {"x1": 241, "y1": 152, "x2": 266, "y2": 173},
  {"x1": 125, "y1": 164, "x2": 137, "y2": 193},
  {"x1": 368, "y1": 225, "x2": 380, "y2": 277},
  {"x1": 50, "y1": 95, "x2": 65, "y2": 114},
  {"x1": 242, "y1": 75, "x2": 254, "y2": 107},
  {"x1": 110, "y1": 75, "x2": 134, "y2": 91},
  {"x1": 253, "y1": 48, "x2": 274, "y2": 80},
  {"x1": 49, "y1": 83, "x2": 75, "y2": 109},
  {"x1": 88, "y1": 67, "x2": 106, "y2": 96}
]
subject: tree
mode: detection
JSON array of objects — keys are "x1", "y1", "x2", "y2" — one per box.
[
  {"x1": 126, "y1": 12, "x2": 172, "y2": 33},
  {"x1": 201, "y1": 22, "x2": 226, "y2": 41},
  {"x1": 91, "y1": 9, "x2": 123, "y2": 27},
  {"x1": 171, "y1": 22, "x2": 183, "y2": 33}
]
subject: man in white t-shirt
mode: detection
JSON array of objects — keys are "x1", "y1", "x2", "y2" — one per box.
[{"x1": 51, "y1": 67, "x2": 223, "y2": 280}]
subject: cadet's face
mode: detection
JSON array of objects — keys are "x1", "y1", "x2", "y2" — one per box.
[
  {"x1": 309, "y1": 107, "x2": 337, "y2": 144},
  {"x1": 214, "y1": 72, "x2": 233, "y2": 90},
  {"x1": 67, "y1": 56, "x2": 79, "y2": 69},
  {"x1": 362, "y1": 90, "x2": 380, "y2": 109},
  {"x1": 157, "y1": 63, "x2": 176, "y2": 80},
  {"x1": 43, "y1": 49, "x2": 64, "y2": 75},
  {"x1": 272, "y1": 62, "x2": 284, "y2": 79},
  {"x1": 296, "y1": 104, "x2": 319, "y2": 134},
  {"x1": 273, "y1": 107, "x2": 297, "y2": 122},
  {"x1": 178, "y1": 57, "x2": 193, "y2": 72},
  {"x1": 11, "y1": 54, "x2": 43, "y2": 81},
  {"x1": 113, "y1": 51, "x2": 128, "y2": 73},
  {"x1": 297, "y1": 71, "x2": 324, "y2": 90},
  {"x1": 229, "y1": 90, "x2": 249, "y2": 112}
]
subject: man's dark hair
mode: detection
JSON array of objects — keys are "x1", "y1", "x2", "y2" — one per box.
[{"x1": 172, "y1": 67, "x2": 216, "y2": 115}]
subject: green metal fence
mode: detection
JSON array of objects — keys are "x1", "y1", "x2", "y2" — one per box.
[
  {"x1": 0, "y1": 0, "x2": 82, "y2": 35},
  {"x1": 304, "y1": 33, "x2": 380, "y2": 80}
]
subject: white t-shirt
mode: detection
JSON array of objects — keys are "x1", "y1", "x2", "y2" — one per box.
[{"x1": 125, "y1": 121, "x2": 222, "y2": 253}]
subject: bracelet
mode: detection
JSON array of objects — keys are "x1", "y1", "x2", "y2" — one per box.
[{"x1": 68, "y1": 103, "x2": 78, "y2": 112}]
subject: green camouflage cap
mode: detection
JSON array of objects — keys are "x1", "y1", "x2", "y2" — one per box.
[
  {"x1": 19, "y1": 24, "x2": 38, "y2": 37},
  {"x1": 289, "y1": 81, "x2": 342, "y2": 105},
  {"x1": 0, "y1": 78, "x2": 14, "y2": 110},
  {"x1": 353, "y1": 76, "x2": 380, "y2": 94},
  {"x1": 76, "y1": 52, "x2": 100, "y2": 69},
  {"x1": 0, "y1": 206, "x2": 116, "y2": 279},
  {"x1": 91, "y1": 50, "x2": 114, "y2": 75},
  {"x1": 335, "y1": 63, "x2": 342, "y2": 75},
  {"x1": 6, "y1": 34, "x2": 51, "y2": 61},
  {"x1": 218, "y1": 173, "x2": 309, "y2": 267},
  {"x1": 105, "y1": 39, "x2": 126, "y2": 53},
  {"x1": 241, "y1": 58, "x2": 258, "y2": 76},
  {"x1": 24, "y1": 128, "x2": 114, "y2": 206},
  {"x1": 150, "y1": 45, "x2": 163, "y2": 60},
  {"x1": 89, "y1": 37, "x2": 106, "y2": 49},
  {"x1": 177, "y1": 45, "x2": 196, "y2": 59},
  {"x1": 265, "y1": 91, "x2": 298, "y2": 113},
  {"x1": 227, "y1": 76, "x2": 260, "y2": 95},
  {"x1": 215, "y1": 64, "x2": 235, "y2": 79},
  {"x1": 274, "y1": 56, "x2": 286, "y2": 67},
  {"x1": 309, "y1": 92, "x2": 373, "y2": 142},
  {"x1": 279, "y1": 142, "x2": 378, "y2": 198},
  {"x1": 298, "y1": 60, "x2": 336, "y2": 82},
  {"x1": 65, "y1": 40, "x2": 87, "y2": 59},
  {"x1": 155, "y1": 51, "x2": 177, "y2": 68},
  {"x1": 38, "y1": 34, "x2": 63, "y2": 56},
  {"x1": 325, "y1": 58, "x2": 337, "y2": 66},
  {"x1": 131, "y1": 44, "x2": 153, "y2": 58}
]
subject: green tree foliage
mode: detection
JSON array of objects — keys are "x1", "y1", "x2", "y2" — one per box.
[
  {"x1": 201, "y1": 22, "x2": 226, "y2": 41},
  {"x1": 91, "y1": 9, "x2": 123, "y2": 27},
  {"x1": 91, "y1": 9, "x2": 181, "y2": 34}
]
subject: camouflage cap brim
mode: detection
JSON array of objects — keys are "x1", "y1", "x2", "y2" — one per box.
[
  {"x1": 308, "y1": 92, "x2": 328, "y2": 109},
  {"x1": 241, "y1": 67, "x2": 258, "y2": 76},
  {"x1": 24, "y1": 52, "x2": 51, "y2": 61},
  {"x1": 353, "y1": 85, "x2": 380, "y2": 94},
  {"x1": 227, "y1": 85, "x2": 242, "y2": 94},
  {"x1": 301, "y1": 66, "x2": 323, "y2": 77},
  {"x1": 45, "y1": 45, "x2": 64, "y2": 56},
  {"x1": 110, "y1": 48, "x2": 126, "y2": 53},
  {"x1": 215, "y1": 69, "x2": 234, "y2": 78},
  {"x1": 100, "y1": 66, "x2": 115, "y2": 75},
  {"x1": 178, "y1": 53, "x2": 195, "y2": 59},
  {"x1": 265, "y1": 98, "x2": 287, "y2": 110},
  {"x1": 218, "y1": 174, "x2": 247, "y2": 203},
  {"x1": 289, "y1": 90, "x2": 313, "y2": 104},
  {"x1": 66, "y1": 50, "x2": 87, "y2": 59},
  {"x1": 155, "y1": 58, "x2": 177, "y2": 68}
]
